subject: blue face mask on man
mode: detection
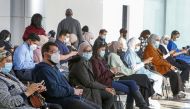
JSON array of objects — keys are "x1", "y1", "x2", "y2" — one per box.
[
  {"x1": 2, "y1": 63, "x2": 13, "y2": 74},
  {"x1": 82, "y1": 52, "x2": 92, "y2": 60}
]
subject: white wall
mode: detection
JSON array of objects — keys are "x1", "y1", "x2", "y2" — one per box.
[
  {"x1": 103, "y1": 0, "x2": 144, "y2": 43},
  {"x1": 165, "y1": 0, "x2": 190, "y2": 48},
  {"x1": 143, "y1": 0, "x2": 165, "y2": 36},
  {"x1": 0, "y1": 0, "x2": 10, "y2": 31},
  {"x1": 45, "y1": 0, "x2": 103, "y2": 38}
]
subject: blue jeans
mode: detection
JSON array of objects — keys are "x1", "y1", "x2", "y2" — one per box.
[{"x1": 112, "y1": 80, "x2": 139, "y2": 104}]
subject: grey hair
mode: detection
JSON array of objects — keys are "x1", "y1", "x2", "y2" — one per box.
[{"x1": 148, "y1": 34, "x2": 160, "y2": 44}]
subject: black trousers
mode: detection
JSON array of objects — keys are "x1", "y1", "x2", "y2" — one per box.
[
  {"x1": 100, "y1": 90, "x2": 114, "y2": 109},
  {"x1": 46, "y1": 96, "x2": 101, "y2": 109},
  {"x1": 164, "y1": 71, "x2": 184, "y2": 96}
]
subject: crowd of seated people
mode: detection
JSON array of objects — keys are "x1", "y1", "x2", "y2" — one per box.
[{"x1": 0, "y1": 9, "x2": 190, "y2": 109}]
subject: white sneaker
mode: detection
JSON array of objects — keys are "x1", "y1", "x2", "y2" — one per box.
[{"x1": 149, "y1": 98, "x2": 160, "y2": 109}]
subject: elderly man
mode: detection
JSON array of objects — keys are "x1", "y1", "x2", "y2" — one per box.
[{"x1": 143, "y1": 34, "x2": 185, "y2": 100}]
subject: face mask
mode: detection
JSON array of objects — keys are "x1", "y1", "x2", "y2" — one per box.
[
  {"x1": 82, "y1": 52, "x2": 92, "y2": 60},
  {"x1": 64, "y1": 37, "x2": 70, "y2": 43},
  {"x1": 164, "y1": 40, "x2": 169, "y2": 45},
  {"x1": 135, "y1": 46, "x2": 140, "y2": 52},
  {"x1": 2, "y1": 63, "x2": 13, "y2": 74},
  {"x1": 50, "y1": 52, "x2": 60, "y2": 64},
  {"x1": 30, "y1": 44, "x2": 37, "y2": 51},
  {"x1": 101, "y1": 35, "x2": 106, "y2": 40},
  {"x1": 99, "y1": 50, "x2": 105, "y2": 58},
  {"x1": 5, "y1": 37, "x2": 10, "y2": 42},
  {"x1": 155, "y1": 41, "x2": 160, "y2": 48}
]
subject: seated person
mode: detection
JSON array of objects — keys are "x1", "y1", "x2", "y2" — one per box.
[
  {"x1": 32, "y1": 42, "x2": 100, "y2": 109},
  {"x1": 0, "y1": 30, "x2": 14, "y2": 53},
  {"x1": 33, "y1": 35, "x2": 49, "y2": 63},
  {"x1": 91, "y1": 41, "x2": 150, "y2": 109},
  {"x1": 144, "y1": 34, "x2": 184, "y2": 99},
  {"x1": 167, "y1": 30, "x2": 190, "y2": 64},
  {"x1": 48, "y1": 30, "x2": 56, "y2": 42},
  {"x1": 55, "y1": 30, "x2": 78, "y2": 78},
  {"x1": 13, "y1": 33, "x2": 40, "y2": 81},
  {"x1": 67, "y1": 33, "x2": 78, "y2": 51},
  {"x1": 108, "y1": 41, "x2": 155, "y2": 102},
  {"x1": 124, "y1": 37, "x2": 163, "y2": 97},
  {"x1": 69, "y1": 41, "x2": 114, "y2": 109},
  {"x1": 137, "y1": 30, "x2": 151, "y2": 58},
  {"x1": 159, "y1": 35, "x2": 190, "y2": 84},
  {"x1": 0, "y1": 50, "x2": 61, "y2": 109}
]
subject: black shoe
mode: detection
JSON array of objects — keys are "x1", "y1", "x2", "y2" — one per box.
[{"x1": 132, "y1": 91, "x2": 149, "y2": 109}]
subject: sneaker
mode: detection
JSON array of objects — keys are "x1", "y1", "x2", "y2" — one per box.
[{"x1": 151, "y1": 93, "x2": 162, "y2": 100}]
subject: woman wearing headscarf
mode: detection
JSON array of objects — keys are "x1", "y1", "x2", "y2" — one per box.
[
  {"x1": 91, "y1": 41, "x2": 149, "y2": 109},
  {"x1": 108, "y1": 41, "x2": 155, "y2": 105},
  {"x1": 69, "y1": 41, "x2": 114, "y2": 109},
  {"x1": 124, "y1": 37, "x2": 163, "y2": 97},
  {"x1": 0, "y1": 50, "x2": 62, "y2": 109},
  {"x1": 144, "y1": 34, "x2": 184, "y2": 99},
  {"x1": 167, "y1": 30, "x2": 190, "y2": 64},
  {"x1": 159, "y1": 35, "x2": 190, "y2": 87}
]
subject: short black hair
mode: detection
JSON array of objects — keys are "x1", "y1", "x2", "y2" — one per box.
[
  {"x1": 58, "y1": 30, "x2": 70, "y2": 37},
  {"x1": 82, "y1": 25, "x2": 89, "y2": 33},
  {"x1": 99, "y1": 29, "x2": 107, "y2": 34},
  {"x1": 48, "y1": 30, "x2": 56, "y2": 38},
  {"x1": 27, "y1": 33, "x2": 40, "y2": 42},
  {"x1": 171, "y1": 30, "x2": 180, "y2": 36},
  {"x1": 0, "y1": 30, "x2": 11, "y2": 41},
  {"x1": 120, "y1": 28, "x2": 127, "y2": 34},
  {"x1": 41, "y1": 42, "x2": 58, "y2": 57},
  {"x1": 65, "y1": 8, "x2": 73, "y2": 16},
  {"x1": 140, "y1": 30, "x2": 151, "y2": 37},
  {"x1": 31, "y1": 13, "x2": 43, "y2": 28}
]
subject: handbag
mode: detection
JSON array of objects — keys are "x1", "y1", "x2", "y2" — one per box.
[{"x1": 29, "y1": 92, "x2": 45, "y2": 108}]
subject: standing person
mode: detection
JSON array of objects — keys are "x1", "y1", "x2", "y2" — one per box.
[
  {"x1": 32, "y1": 42, "x2": 100, "y2": 109},
  {"x1": 13, "y1": 33, "x2": 40, "y2": 81},
  {"x1": 22, "y1": 13, "x2": 46, "y2": 41},
  {"x1": 167, "y1": 30, "x2": 190, "y2": 64},
  {"x1": 57, "y1": 9, "x2": 84, "y2": 47},
  {"x1": 138, "y1": 30, "x2": 151, "y2": 58},
  {"x1": 118, "y1": 28, "x2": 128, "y2": 52},
  {"x1": 143, "y1": 34, "x2": 184, "y2": 99}
]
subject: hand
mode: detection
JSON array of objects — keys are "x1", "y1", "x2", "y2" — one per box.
[
  {"x1": 169, "y1": 50, "x2": 175, "y2": 55},
  {"x1": 37, "y1": 80, "x2": 47, "y2": 93},
  {"x1": 105, "y1": 88, "x2": 116, "y2": 95},
  {"x1": 110, "y1": 67, "x2": 118, "y2": 74},
  {"x1": 74, "y1": 88, "x2": 83, "y2": 96},
  {"x1": 70, "y1": 51, "x2": 78, "y2": 56},
  {"x1": 144, "y1": 57, "x2": 153, "y2": 64},
  {"x1": 25, "y1": 83, "x2": 41, "y2": 97},
  {"x1": 170, "y1": 65, "x2": 176, "y2": 71}
]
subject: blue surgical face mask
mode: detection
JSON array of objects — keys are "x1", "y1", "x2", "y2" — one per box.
[
  {"x1": 155, "y1": 41, "x2": 160, "y2": 48},
  {"x1": 99, "y1": 50, "x2": 105, "y2": 58},
  {"x1": 2, "y1": 63, "x2": 13, "y2": 74},
  {"x1": 82, "y1": 52, "x2": 92, "y2": 60}
]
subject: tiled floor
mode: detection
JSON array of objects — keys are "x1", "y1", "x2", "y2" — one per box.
[{"x1": 119, "y1": 83, "x2": 190, "y2": 109}]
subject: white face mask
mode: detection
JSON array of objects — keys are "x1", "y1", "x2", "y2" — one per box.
[
  {"x1": 163, "y1": 40, "x2": 169, "y2": 45},
  {"x1": 155, "y1": 41, "x2": 160, "y2": 48},
  {"x1": 135, "y1": 46, "x2": 140, "y2": 52},
  {"x1": 65, "y1": 37, "x2": 70, "y2": 43},
  {"x1": 5, "y1": 37, "x2": 10, "y2": 41},
  {"x1": 30, "y1": 44, "x2": 37, "y2": 51},
  {"x1": 51, "y1": 52, "x2": 60, "y2": 64}
]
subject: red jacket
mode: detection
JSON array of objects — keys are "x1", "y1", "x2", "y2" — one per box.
[
  {"x1": 91, "y1": 57, "x2": 114, "y2": 87},
  {"x1": 22, "y1": 25, "x2": 46, "y2": 41}
]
